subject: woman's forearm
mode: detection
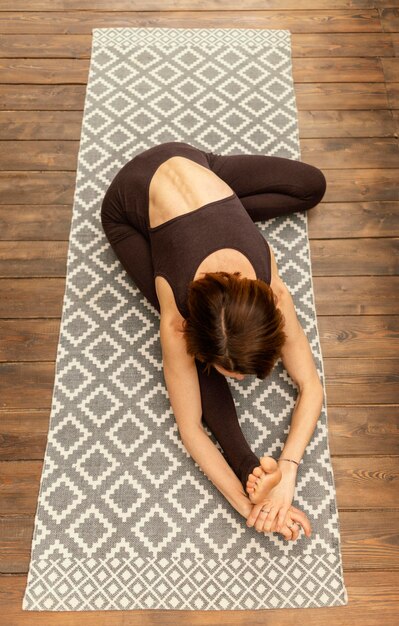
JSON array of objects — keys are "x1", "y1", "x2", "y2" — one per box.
[
  {"x1": 181, "y1": 425, "x2": 253, "y2": 519},
  {"x1": 278, "y1": 381, "x2": 324, "y2": 471}
]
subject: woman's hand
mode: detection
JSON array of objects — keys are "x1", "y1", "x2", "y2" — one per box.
[
  {"x1": 247, "y1": 501, "x2": 311, "y2": 540},
  {"x1": 245, "y1": 465, "x2": 312, "y2": 540}
]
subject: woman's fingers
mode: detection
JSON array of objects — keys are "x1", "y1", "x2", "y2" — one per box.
[
  {"x1": 289, "y1": 507, "x2": 312, "y2": 537},
  {"x1": 278, "y1": 524, "x2": 293, "y2": 540},
  {"x1": 255, "y1": 506, "x2": 277, "y2": 532},
  {"x1": 264, "y1": 517, "x2": 300, "y2": 541},
  {"x1": 290, "y1": 522, "x2": 301, "y2": 541},
  {"x1": 246, "y1": 503, "x2": 266, "y2": 528},
  {"x1": 262, "y1": 507, "x2": 278, "y2": 533},
  {"x1": 275, "y1": 507, "x2": 289, "y2": 533},
  {"x1": 254, "y1": 505, "x2": 275, "y2": 532}
]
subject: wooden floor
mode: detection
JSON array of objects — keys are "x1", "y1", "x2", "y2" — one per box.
[{"x1": 0, "y1": 1, "x2": 398, "y2": 624}]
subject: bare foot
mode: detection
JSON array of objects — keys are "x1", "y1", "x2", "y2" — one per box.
[{"x1": 245, "y1": 456, "x2": 282, "y2": 504}]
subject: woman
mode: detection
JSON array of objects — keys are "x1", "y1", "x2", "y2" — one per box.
[{"x1": 101, "y1": 141, "x2": 326, "y2": 542}]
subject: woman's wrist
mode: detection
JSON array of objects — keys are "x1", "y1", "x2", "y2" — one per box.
[{"x1": 277, "y1": 457, "x2": 299, "y2": 478}]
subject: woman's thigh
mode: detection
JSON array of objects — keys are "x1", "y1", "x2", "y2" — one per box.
[
  {"x1": 206, "y1": 151, "x2": 327, "y2": 220},
  {"x1": 208, "y1": 152, "x2": 325, "y2": 198}
]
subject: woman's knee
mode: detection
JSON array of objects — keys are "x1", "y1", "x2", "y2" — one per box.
[
  {"x1": 301, "y1": 164, "x2": 327, "y2": 206},
  {"x1": 313, "y1": 167, "x2": 327, "y2": 204}
]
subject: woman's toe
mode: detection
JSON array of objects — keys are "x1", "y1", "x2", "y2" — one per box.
[
  {"x1": 259, "y1": 456, "x2": 278, "y2": 474},
  {"x1": 252, "y1": 466, "x2": 263, "y2": 478}
]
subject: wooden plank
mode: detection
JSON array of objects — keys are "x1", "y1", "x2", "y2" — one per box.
[
  {"x1": 2, "y1": 137, "x2": 399, "y2": 171},
  {"x1": 0, "y1": 33, "x2": 394, "y2": 59},
  {"x1": 0, "y1": 141, "x2": 78, "y2": 170},
  {"x1": 1, "y1": 276, "x2": 398, "y2": 318},
  {"x1": 0, "y1": 172, "x2": 77, "y2": 204},
  {"x1": 0, "y1": 462, "x2": 42, "y2": 516},
  {"x1": 381, "y1": 8, "x2": 399, "y2": 32},
  {"x1": 1, "y1": 571, "x2": 399, "y2": 625},
  {"x1": 0, "y1": 358, "x2": 397, "y2": 408},
  {"x1": 0, "y1": 10, "x2": 384, "y2": 35},
  {"x1": 321, "y1": 169, "x2": 399, "y2": 202},
  {"x1": 297, "y1": 110, "x2": 397, "y2": 138},
  {"x1": 0, "y1": 456, "x2": 398, "y2": 516},
  {"x1": 0, "y1": 242, "x2": 69, "y2": 276},
  {"x1": 387, "y1": 82, "x2": 399, "y2": 108},
  {"x1": 1, "y1": 509, "x2": 398, "y2": 574},
  {"x1": 309, "y1": 238, "x2": 399, "y2": 275},
  {"x1": 293, "y1": 58, "x2": 385, "y2": 84},
  {"x1": 328, "y1": 405, "x2": 399, "y2": 455},
  {"x1": 323, "y1": 358, "x2": 399, "y2": 404},
  {"x1": 0, "y1": 85, "x2": 86, "y2": 110},
  {"x1": 0, "y1": 278, "x2": 65, "y2": 318},
  {"x1": 0, "y1": 83, "x2": 388, "y2": 111},
  {"x1": 0, "y1": 59, "x2": 90, "y2": 84},
  {"x1": 0, "y1": 0, "x2": 379, "y2": 12},
  {"x1": 0, "y1": 410, "x2": 49, "y2": 460},
  {"x1": 375, "y1": 1, "x2": 399, "y2": 11},
  {"x1": 295, "y1": 82, "x2": 389, "y2": 109},
  {"x1": 0, "y1": 238, "x2": 397, "y2": 277},
  {"x1": 308, "y1": 202, "x2": 399, "y2": 238},
  {"x1": 333, "y1": 457, "x2": 399, "y2": 509},
  {"x1": 2, "y1": 403, "x2": 398, "y2": 461},
  {"x1": 301, "y1": 138, "x2": 399, "y2": 169},
  {"x1": 0, "y1": 57, "x2": 386, "y2": 84},
  {"x1": 0, "y1": 206, "x2": 72, "y2": 240},
  {"x1": 293, "y1": 32, "x2": 394, "y2": 57},
  {"x1": 318, "y1": 316, "x2": 399, "y2": 357},
  {"x1": 380, "y1": 8, "x2": 399, "y2": 33},
  {"x1": 382, "y1": 57, "x2": 399, "y2": 82},
  {"x1": 0, "y1": 517, "x2": 33, "y2": 574},
  {"x1": 0, "y1": 111, "x2": 83, "y2": 140},
  {"x1": 310, "y1": 277, "x2": 399, "y2": 315},
  {"x1": 0, "y1": 320, "x2": 61, "y2": 361}
]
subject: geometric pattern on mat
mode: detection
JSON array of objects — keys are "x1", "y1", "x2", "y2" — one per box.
[{"x1": 23, "y1": 27, "x2": 348, "y2": 610}]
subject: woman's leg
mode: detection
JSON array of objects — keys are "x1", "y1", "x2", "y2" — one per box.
[
  {"x1": 205, "y1": 151, "x2": 327, "y2": 221},
  {"x1": 101, "y1": 198, "x2": 259, "y2": 491}
]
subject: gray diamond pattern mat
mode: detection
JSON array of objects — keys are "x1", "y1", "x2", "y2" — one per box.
[{"x1": 23, "y1": 27, "x2": 348, "y2": 611}]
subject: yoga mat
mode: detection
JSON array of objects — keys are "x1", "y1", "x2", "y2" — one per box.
[{"x1": 23, "y1": 27, "x2": 348, "y2": 611}]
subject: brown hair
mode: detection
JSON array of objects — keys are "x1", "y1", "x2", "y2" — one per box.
[{"x1": 177, "y1": 271, "x2": 287, "y2": 379}]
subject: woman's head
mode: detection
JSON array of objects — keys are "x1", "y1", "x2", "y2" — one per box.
[{"x1": 178, "y1": 271, "x2": 287, "y2": 379}]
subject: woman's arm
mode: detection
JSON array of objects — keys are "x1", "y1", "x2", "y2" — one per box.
[
  {"x1": 245, "y1": 278, "x2": 324, "y2": 533},
  {"x1": 277, "y1": 283, "x2": 324, "y2": 469},
  {"x1": 269, "y1": 244, "x2": 324, "y2": 469},
  {"x1": 272, "y1": 254, "x2": 324, "y2": 475},
  {"x1": 160, "y1": 314, "x2": 252, "y2": 519}
]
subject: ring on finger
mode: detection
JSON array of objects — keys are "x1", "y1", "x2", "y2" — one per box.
[{"x1": 287, "y1": 521, "x2": 299, "y2": 529}]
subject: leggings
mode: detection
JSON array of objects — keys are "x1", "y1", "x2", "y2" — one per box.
[{"x1": 101, "y1": 146, "x2": 327, "y2": 492}]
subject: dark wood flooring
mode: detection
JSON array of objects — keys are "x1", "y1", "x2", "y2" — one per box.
[{"x1": 0, "y1": 1, "x2": 398, "y2": 624}]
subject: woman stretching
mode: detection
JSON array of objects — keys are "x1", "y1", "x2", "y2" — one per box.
[{"x1": 101, "y1": 141, "x2": 326, "y2": 542}]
